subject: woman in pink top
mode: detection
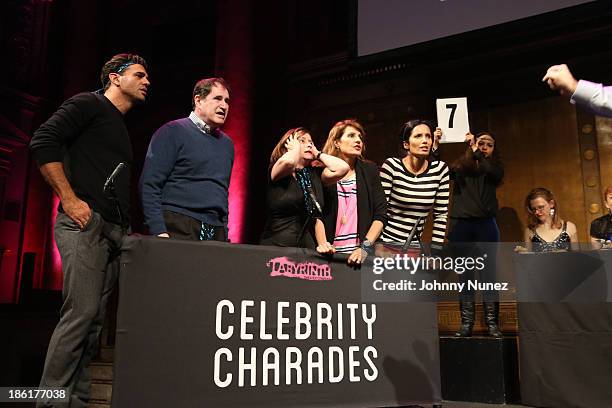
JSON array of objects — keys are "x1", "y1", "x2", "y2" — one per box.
[{"x1": 320, "y1": 119, "x2": 387, "y2": 265}]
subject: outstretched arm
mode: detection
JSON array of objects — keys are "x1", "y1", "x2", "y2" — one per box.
[
  {"x1": 544, "y1": 64, "x2": 612, "y2": 117},
  {"x1": 543, "y1": 64, "x2": 578, "y2": 96}
]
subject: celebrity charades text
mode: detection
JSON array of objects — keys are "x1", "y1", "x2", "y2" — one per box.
[{"x1": 213, "y1": 300, "x2": 378, "y2": 387}]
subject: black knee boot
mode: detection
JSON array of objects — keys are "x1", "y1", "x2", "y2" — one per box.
[
  {"x1": 455, "y1": 301, "x2": 475, "y2": 337},
  {"x1": 484, "y1": 302, "x2": 502, "y2": 338}
]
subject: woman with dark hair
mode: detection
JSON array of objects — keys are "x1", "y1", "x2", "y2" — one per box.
[
  {"x1": 319, "y1": 119, "x2": 387, "y2": 265},
  {"x1": 260, "y1": 127, "x2": 349, "y2": 252},
  {"x1": 521, "y1": 187, "x2": 578, "y2": 252},
  {"x1": 380, "y1": 120, "x2": 450, "y2": 246},
  {"x1": 447, "y1": 131, "x2": 504, "y2": 337}
]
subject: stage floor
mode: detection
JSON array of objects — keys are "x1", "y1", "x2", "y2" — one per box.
[{"x1": 444, "y1": 401, "x2": 529, "y2": 408}]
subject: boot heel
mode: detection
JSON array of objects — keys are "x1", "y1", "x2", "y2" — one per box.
[
  {"x1": 484, "y1": 302, "x2": 503, "y2": 338},
  {"x1": 455, "y1": 301, "x2": 475, "y2": 337}
]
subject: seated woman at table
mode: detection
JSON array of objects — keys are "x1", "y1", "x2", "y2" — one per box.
[
  {"x1": 379, "y1": 120, "x2": 450, "y2": 247},
  {"x1": 319, "y1": 119, "x2": 387, "y2": 265},
  {"x1": 260, "y1": 127, "x2": 349, "y2": 252},
  {"x1": 521, "y1": 187, "x2": 578, "y2": 252},
  {"x1": 590, "y1": 186, "x2": 612, "y2": 249}
]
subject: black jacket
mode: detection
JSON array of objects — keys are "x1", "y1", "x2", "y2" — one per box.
[
  {"x1": 590, "y1": 213, "x2": 612, "y2": 240},
  {"x1": 322, "y1": 160, "x2": 387, "y2": 243},
  {"x1": 450, "y1": 150, "x2": 503, "y2": 219}
]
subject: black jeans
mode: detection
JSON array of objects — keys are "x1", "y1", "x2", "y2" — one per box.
[
  {"x1": 163, "y1": 210, "x2": 227, "y2": 241},
  {"x1": 448, "y1": 217, "x2": 500, "y2": 302}
]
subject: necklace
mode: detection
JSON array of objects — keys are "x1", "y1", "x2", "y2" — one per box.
[{"x1": 339, "y1": 177, "x2": 356, "y2": 225}]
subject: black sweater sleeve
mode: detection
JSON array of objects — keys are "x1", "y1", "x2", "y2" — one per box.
[
  {"x1": 30, "y1": 93, "x2": 98, "y2": 165},
  {"x1": 430, "y1": 147, "x2": 441, "y2": 161},
  {"x1": 473, "y1": 150, "x2": 504, "y2": 184},
  {"x1": 365, "y1": 162, "x2": 387, "y2": 225}
]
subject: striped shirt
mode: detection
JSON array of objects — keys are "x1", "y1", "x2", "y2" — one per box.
[
  {"x1": 333, "y1": 178, "x2": 360, "y2": 253},
  {"x1": 380, "y1": 157, "x2": 450, "y2": 244}
]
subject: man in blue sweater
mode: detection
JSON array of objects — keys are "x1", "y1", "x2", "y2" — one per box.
[{"x1": 140, "y1": 78, "x2": 234, "y2": 241}]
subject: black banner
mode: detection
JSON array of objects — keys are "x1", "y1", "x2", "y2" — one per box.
[
  {"x1": 517, "y1": 251, "x2": 612, "y2": 408},
  {"x1": 112, "y1": 237, "x2": 441, "y2": 407}
]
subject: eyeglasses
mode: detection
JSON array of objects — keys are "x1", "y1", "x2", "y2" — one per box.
[{"x1": 530, "y1": 205, "x2": 548, "y2": 214}]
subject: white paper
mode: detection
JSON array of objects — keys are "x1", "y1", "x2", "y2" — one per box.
[{"x1": 436, "y1": 97, "x2": 470, "y2": 143}]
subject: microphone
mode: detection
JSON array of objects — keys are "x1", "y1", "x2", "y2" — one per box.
[
  {"x1": 402, "y1": 216, "x2": 423, "y2": 252},
  {"x1": 305, "y1": 186, "x2": 322, "y2": 215},
  {"x1": 296, "y1": 185, "x2": 322, "y2": 247},
  {"x1": 103, "y1": 162, "x2": 126, "y2": 195}
]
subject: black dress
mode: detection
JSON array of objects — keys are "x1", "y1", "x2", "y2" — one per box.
[
  {"x1": 530, "y1": 221, "x2": 571, "y2": 252},
  {"x1": 590, "y1": 213, "x2": 612, "y2": 241},
  {"x1": 260, "y1": 168, "x2": 324, "y2": 249}
]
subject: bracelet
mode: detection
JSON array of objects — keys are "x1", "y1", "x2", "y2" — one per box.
[{"x1": 316, "y1": 151, "x2": 323, "y2": 160}]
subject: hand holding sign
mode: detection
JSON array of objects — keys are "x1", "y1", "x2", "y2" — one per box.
[
  {"x1": 465, "y1": 132, "x2": 479, "y2": 152},
  {"x1": 433, "y1": 127, "x2": 442, "y2": 151},
  {"x1": 436, "y1": 97, "x2": 470, "y2": 143}
]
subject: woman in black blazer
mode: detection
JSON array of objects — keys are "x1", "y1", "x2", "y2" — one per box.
[{"x1": 319, "y1": 119, "x2": 387, "y2": 265}]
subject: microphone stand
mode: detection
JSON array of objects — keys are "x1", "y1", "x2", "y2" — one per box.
[
  {"x1": 296, "y1": 189, "x2": 322, "y2": 248},
  {"x1": 103, "y1": 163, "x2": 127, "y2": 235},
  {"x1": 401, "y1": 216, "x2": 424, "y2": 253}
]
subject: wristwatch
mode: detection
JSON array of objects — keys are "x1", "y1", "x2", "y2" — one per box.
[{"x1": 361, "y1": 239, "x2": 374, "y2": 255}]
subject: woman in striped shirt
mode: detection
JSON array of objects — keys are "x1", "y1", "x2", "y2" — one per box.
[
  {"x1": 380, "y1": 120, "x2": 450, "y2": 246},
  {"x1": 319, "y1": 119, "x2": 387, "y2": 265}
]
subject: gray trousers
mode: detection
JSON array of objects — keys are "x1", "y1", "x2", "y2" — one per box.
[{"x1": 38, "y1": 211, "x2": 123, "y2": 407}]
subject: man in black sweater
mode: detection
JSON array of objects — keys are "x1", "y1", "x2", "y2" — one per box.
[{"x1": 29, "y1": 53, "x2": 150, "y2": 407}]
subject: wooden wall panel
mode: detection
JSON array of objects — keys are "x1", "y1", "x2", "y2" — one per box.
[
  {"x1": 486, "y1": 97, "x2": 586, "y2": 241},
  {"x1": 438, "y1": 301, "x2": 518, "y2": 336},
  {"x1": 596, "y1": 116, "x2": 612, "y2": 205}
]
